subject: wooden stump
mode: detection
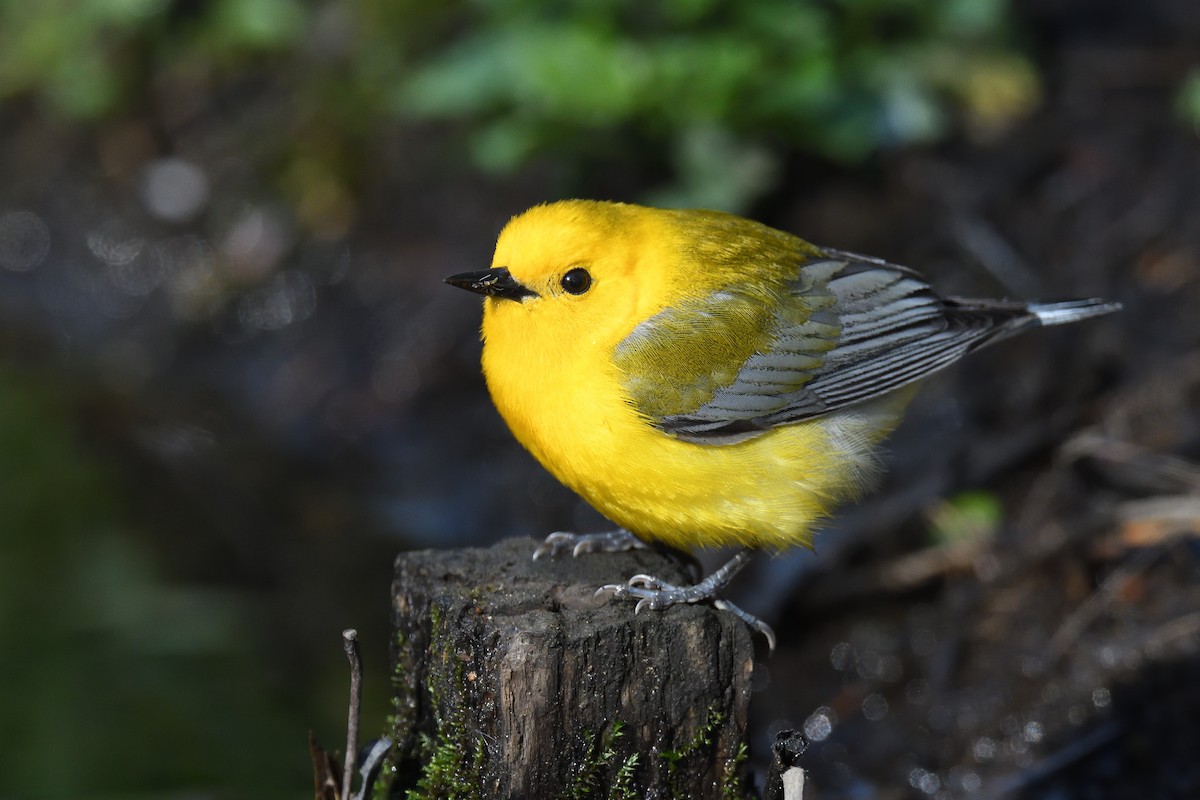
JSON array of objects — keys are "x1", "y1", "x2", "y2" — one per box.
[{"x1": 390, "y1": 537, "x2": 757, "y2": 799}]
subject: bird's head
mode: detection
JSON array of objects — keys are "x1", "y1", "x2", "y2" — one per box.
[{"x1": 446, "y1": 200, "x2": 679, "y2": 352}]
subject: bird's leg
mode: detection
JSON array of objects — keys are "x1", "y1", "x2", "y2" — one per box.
[
  {"x1": 532, "y1": 528, "x2": 649, "y2": 560},
  {"x1": 599, "y1": 550, "x2": 752, "y2": 607},
  {"x1": 596, "y1": 550, "x2": 775, "y2": 651},
  {"x1": 535, "y1": 533, "x2": 775, "y2": 649}
]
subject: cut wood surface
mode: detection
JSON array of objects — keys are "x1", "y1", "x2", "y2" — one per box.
[{"x1": 391, "y1": 537, "x2": 757, "y2": 799}]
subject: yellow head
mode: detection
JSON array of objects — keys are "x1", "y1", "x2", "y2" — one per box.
[
  {"x1": 447, "y1": 199, "x2": 804, "y2": 355},
  {"x1": 445, "y1": 200, "x2": 694, "y2": 465},
  {"x1": 472, "y1": 200, "x2": 681, "y2": 355},
  {"x1": 445, "y1": 199, "x2": 814, "y2": 420}
]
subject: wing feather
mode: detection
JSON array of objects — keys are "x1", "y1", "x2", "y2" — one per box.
[{"x1": 619, "y1": 248, "x2": 1040, "y2": 444}]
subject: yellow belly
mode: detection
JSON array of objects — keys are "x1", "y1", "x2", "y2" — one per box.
[
  {"x1": 485, "y1": 349, "x2": 902, "y2": 550},
  {"x1": 570, "y1": 417, "x2": 872, "y2": 550}
]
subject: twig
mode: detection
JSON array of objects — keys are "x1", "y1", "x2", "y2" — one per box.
[
  {"x1": 950, "y1": 213, "x2": 1043, "y2": 298},
  {"x1": 1117, "y1": 495, "x2": 1200, "y2": 529},
  {"x1": 309, "y1": 731, "x2": 339, "y2": 800},
  {"x1": 980, "y1": 721, "x2": 1122, "y2": 798},
  {"x1": 1045, "y1": 547, "x2": 1164, "y2": 669},
  {"x1": 1063, "y1": 431, "x2": 1200, "y2": 495},
  {"x1": 342, "y1": 629, "x2": 362, "y2": 800},
  {"x1": 1142, "y1": 609, "x2": 1200, "y2": 654},
  {"x1": 878, "y1": 536, "x2": 986, "y2": 590}
]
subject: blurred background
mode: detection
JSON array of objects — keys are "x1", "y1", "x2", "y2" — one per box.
[{"x1": 0, "y1": 0, "x2": 1197, "y2": 797}]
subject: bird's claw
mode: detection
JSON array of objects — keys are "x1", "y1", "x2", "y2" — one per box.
[
  {"x1": 556, "y1": 542, "x2": 775, "y2": 649},
  {"x1": 532, "y1": 532, "x2": 576, "y2": 561},
  {"x1": 714, "y1": 599, "x2": 776, "y2": 652},
  {"x1": 532, "y1": 529, "x2": 647, "y2": 561},
  {"x1": 593, "y1": 583, "x2": 620, "y2": 601},
  {"x1": 593, "y1": 556, "x2": 776, "y2": 651},
  {"x1": 626, "y1": 573, "x2": 666, "y2": 590},
  {"x1": 595, "y1": 577, "x2": 684, "y2": 610}
]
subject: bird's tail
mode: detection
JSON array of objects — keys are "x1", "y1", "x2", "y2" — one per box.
[{"x1": 1028, "y1": 298, "x2": 1122, "y2": 327}]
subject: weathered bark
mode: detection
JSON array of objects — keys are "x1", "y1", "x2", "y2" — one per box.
[{"x1": 390, "y1": 537, "x2": 757, "y2": 799}]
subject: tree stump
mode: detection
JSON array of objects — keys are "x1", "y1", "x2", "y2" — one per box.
[{"x1": 390, "y1": 537, "x2": 757, "y2": 799}]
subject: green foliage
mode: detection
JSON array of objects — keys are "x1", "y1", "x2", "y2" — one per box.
[
  {"x1": 392, "y1": 0, "x2": 1038, "y2": 207},
  {"x1": 1176, "y1": 69, "x2": 1200, "y2": 129},
  {"x1": 0, "y1": 0, "x2": 305, "y2": 119},
  {"x1": 0, "y1": 0, "x2": 1035, "y2": 211},
  {"x1": 928, "y1": 490, "x2": 1003, "y2": 545}
]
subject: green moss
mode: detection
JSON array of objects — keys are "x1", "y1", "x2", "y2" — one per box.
[
  {"x1": 402, "y1": 604, "x2": 485, "y2": 800},
  {"x1": 659, "y1": 706, "x2": 724, "y2": 767},
  {"x1": 659, "y1": 706, "x2": 750, "y2": 800},
  {"x1": 390, "y1": 611, "x2": 752, "y2": 799},
  {"x1": 374, "y1": 626, "x2": 413, "y2": 797},
  {"x1": 405, "y1": 730, "x2": 483, "y2": 800},
  {"x1": 373, "y1": 639, "x2": 401, "y2": 796},
  {"x1": 551, "y1": 706, "x2": 755, "y2": 799},
  {"x1": 388, "y1": 628, "x2": 411, "y2": 731},
  {"x1": 608, "y1": 752, "x2": 639, "y2": 800},
  {"x1": 564, "y1": 720, "x2": 628, "y2": 800},
  {"x1": 720, "y1": 742, "x2": 750, "y2": 800}
]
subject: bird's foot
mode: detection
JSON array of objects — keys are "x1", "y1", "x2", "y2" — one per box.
[
  {"x1": 595, "y1": 551, "x2": 775, "y2": 651},
  {"x1": 712, "y1": 599, "x2": 776, "y2": 652},
  {"x1": 532, "y1": 528, "x2": 648, "y2": 560}
]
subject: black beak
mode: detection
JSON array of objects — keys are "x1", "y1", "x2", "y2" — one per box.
[{"x1": 445, "y1": 268, "x2": 538, "y2": 302}]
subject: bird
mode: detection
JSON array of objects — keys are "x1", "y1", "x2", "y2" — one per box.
[{"x1": 446, "y1": 199, "x2": 1118, "y2": 647}]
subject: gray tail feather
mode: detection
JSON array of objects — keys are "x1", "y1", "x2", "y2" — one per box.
[{"x1": 1027, "y1": 298, "x2": 1122, "y2": 327}]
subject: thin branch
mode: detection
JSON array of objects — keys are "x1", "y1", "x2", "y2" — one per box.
[
  {"x1": 1044, "y1": 547, "x2": 1164, "y2": 669},
  {"x1": 309, "y1": 731, "x2": 339, "y2": 800},
  {"x1": 980, "y1": 721, "x2": 1122, "y2": 798},
  {"x1": 342, "y1": 629, "x2": 363, "y2": 800}
]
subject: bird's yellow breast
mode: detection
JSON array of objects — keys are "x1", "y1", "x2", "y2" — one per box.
[{"x1": 481, "y1": 294, "x2": 889, "y2": 550}]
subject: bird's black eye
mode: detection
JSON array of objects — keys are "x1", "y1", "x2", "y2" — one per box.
[{"x1": 560, "y1": 267, "x2": 592, "y2": 295}]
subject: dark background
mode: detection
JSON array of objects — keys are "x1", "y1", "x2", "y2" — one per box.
[{"x1": 0, "y1": 0, "x2": 1197, "y2": 797}]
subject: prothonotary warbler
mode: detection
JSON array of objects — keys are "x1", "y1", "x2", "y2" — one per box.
[{"x1": 447, "y1": 199, "x2": 1118, "y2": 647}]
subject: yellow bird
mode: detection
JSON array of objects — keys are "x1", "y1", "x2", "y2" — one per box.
[{"x1": 447, "y1": 200, "x2": 1117, "y2": 645}]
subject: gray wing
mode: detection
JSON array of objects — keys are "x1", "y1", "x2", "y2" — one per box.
[{"x1": 659, "y1": 249, "x2": 1036, "y2": 442}]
